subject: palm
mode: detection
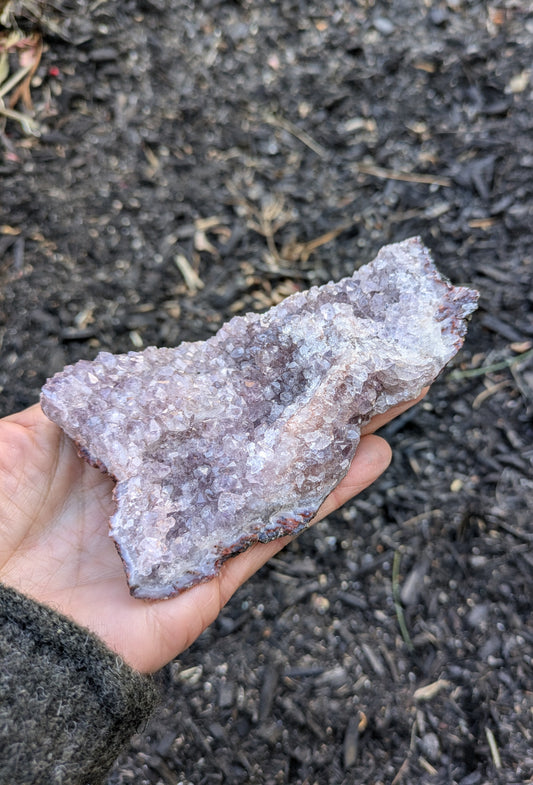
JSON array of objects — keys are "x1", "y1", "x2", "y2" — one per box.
[{"x1": 0, "y1": 398, "x2": 421, "y2": 672}]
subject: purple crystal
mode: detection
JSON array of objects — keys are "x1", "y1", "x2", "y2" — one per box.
[{"x1": 40, "y1": 237, "x2": 478, "y2": 599}]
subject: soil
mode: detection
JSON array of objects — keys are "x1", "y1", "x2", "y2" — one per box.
[{"x1": 1, "y1": 1, "x2": 532, "y2": 783}]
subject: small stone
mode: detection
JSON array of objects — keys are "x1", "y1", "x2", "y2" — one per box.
[
  {"x1": 429, "y1": 7, "x2": 449, "y2": 26},
  {"x1": 311, "y1": 594, "x2": 330, "y2": 614},
  {"x1": 420, "y1": 732, "x2": 441, "y2": 762},
  {"x1": 174, "y1": 664, "x2": 203, "y2": 685},
  {"x1": 317, "y1": 665, "x2": 348, "y2": 687},
  {"x1": 466, "y1": 603, "x2": 489, "y2": 629},
  {"x1": 89, "y1": 47, "x2": 119, "y2": 62},
  {"x1": 41, "y1": 238, "x2": 478, "y2": 599},
  {"x1": 373, "y1": 17, "x2": 395, "y2": 36}
]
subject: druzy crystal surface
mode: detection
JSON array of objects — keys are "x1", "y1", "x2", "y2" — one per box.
[{"x1": 41, "y1": 237, "x2": 478, "y2": 599}]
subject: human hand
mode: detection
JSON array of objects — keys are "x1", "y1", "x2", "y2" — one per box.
[{"x1": 0, "y1": 394, "x2": 424, "y2": 672}]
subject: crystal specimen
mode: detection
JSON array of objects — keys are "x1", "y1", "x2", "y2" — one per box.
[{"x1": 40, "y1": 237, "x2": 478, "y2": 599}]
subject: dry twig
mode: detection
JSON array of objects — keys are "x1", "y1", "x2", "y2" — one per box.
[
  {"x1": 353, "y1": 161, "x2": 451, "y2": 187},
  {"x1": 263, "y1": 111, "x2": 328, "y2": 158}
]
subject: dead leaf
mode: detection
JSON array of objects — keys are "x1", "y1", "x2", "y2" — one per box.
[
  {"x1": 0, "y1": 224, "x2": 21, "y2": 235},
  {"x1": 282, "y1": 222, "x2": 351, "y2": 263},
  {"x1": 8, "y1": 34, "x2": 42, "y2": 111}
]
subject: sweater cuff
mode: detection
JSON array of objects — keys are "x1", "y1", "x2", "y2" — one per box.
[{"x1": 0, "y1": 584, "x2": 159, "y2": 785}]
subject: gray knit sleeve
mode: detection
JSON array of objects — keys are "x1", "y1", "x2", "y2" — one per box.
[{"x1": 0, "y1": 584, "x2": 159, "y2": 785}]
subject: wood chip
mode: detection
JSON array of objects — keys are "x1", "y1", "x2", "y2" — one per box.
[
  {"x1": 174, "y1": 253, "x2": 204, "y2": 293},
  {"x1": 413, "y1": 679, "x2": 450, "y2": 702}
]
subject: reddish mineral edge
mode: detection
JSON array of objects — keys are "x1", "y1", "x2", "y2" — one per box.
[{"x1": 40, "y1": 237, "x2": 478, "y2": 599}]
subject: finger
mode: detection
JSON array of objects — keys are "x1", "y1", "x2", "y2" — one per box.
[
  {"x1": 312, "y1": 433, "x2": 391, "y2": 521},
  {"x1": 3, "y1": 402, "x2": 48, "y2": 429},
  {"x1": 1, "y1": 403, "x2": 66, "y2": 466},
  {"x1": 361, "y1": 387, "x2": 428, "y2": 436}
]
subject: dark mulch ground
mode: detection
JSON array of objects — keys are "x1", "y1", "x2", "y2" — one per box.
[{"x1": 1, "y1": 1, "x2": 532, "y2": 783}]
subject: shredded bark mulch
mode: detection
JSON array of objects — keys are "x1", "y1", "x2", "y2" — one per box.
[{"x1": 1, "y1": 2, "x2": 532, "y2": 783}]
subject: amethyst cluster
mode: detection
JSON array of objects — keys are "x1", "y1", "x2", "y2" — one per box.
[{"x1": 41, "y1": 238, "x2": 478, "y2": 598}]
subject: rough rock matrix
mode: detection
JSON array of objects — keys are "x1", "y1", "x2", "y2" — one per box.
[{"x1": 41, "y1": 238, "x2": 478, "y2": 599}]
